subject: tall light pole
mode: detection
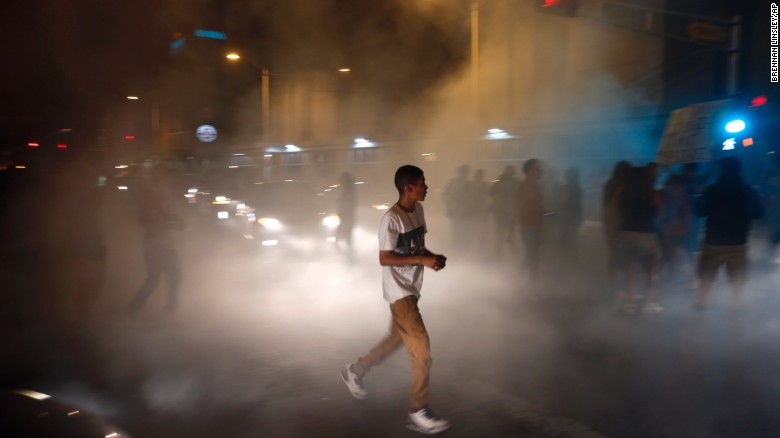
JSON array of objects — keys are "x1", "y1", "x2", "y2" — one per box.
[
  {"x1": 261, "y1": 67, "x2": 270, "y2": 142},
  {"x1": 471, "y1": 2, "x2": 480, "y2": 126},
  {"x1": 227, "y1": 52, "x2": 271, "y2": 143}
]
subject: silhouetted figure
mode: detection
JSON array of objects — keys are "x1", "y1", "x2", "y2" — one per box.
[
  {"x1": 617, "y1": 166, "x2": 662, "y2": 314},
  {"x1": 680, "y1": 163, "x2": 706, "y2": 270},
  {"x1": 336, "y1": 172, "x2": 356, "y2": 262},
  {"x1": 602, "y1": 161, "x2": 631, "y2": 282},
  {"x1": 443, "y1": 164, "x2": 471, "y2": 251},
  {"x1": 695, "y1": 156, "x2": 765, "y2": 311},
  {"x1": 340, "y1": 165, "x2": 450, "y2": 434},
  {"x1": 658, "y1": 174, "x2": 692, "y2": 286},
  {"x1": 541, "y1": 164, "x2": 562, "y2": 245},
  {"x1": 761, "y1": 167, "x2": 780, "y2": 268},
  {"x1": 489, "y1": 165, "x2": 519, "y2": 257},
  {"x1": 514, "y1": 159, "x2": 551, "y2": 284},
  {"x1": 128, "y1": 165, "x2": 183, "y2": 314},
  {"x1": 466, "y1": 168, "x2": 490, "y2": 256},
  {"x1": 558, "y1": 167, "x2": 583, "y2": 262}
]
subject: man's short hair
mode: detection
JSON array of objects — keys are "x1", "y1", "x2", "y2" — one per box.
[
  {"x1": 394, "y1": 165, "x2": 424, "y2": 195},
  {"x1": 718, "y1": 156, "x2": 742, "y2": 175},
  {"x1": 523, "y1": 158, "x2": 539, "y2": 176}
]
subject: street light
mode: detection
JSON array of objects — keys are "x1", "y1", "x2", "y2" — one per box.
[{"x1": 226, "y1": 52, "x2": 270, "y2": 142}]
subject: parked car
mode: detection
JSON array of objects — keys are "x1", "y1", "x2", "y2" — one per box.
[
  {"x1": 0, "y1": 388, "x2": 132, "y2": 437},
  {"x1": 182, "y1": 166, "x2": 261, "y2": 230}
]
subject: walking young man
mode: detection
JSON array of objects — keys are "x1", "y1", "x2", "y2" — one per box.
[{"x1": 341, "y1": 165, "x2": 450, "y2": 434}]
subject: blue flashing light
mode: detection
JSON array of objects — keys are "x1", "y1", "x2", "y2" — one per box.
[
  {"x1": 194, "y1": 29, "x2": 227, "y2": 40},
  {"x1": 724, "y1": 119, "x2": 746, "y2": 133}
]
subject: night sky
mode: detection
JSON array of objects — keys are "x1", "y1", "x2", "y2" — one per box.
[{"x1": 0, "y1": 0, "x2": 470, "y2": 149}]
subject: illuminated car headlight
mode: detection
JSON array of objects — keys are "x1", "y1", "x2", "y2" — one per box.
[
  {"x1": 213, "y1": 195, "x2": 231, "y2": 205},
  {"x1": 258, "y1": 217, "x2": 282, "y2": 231},
  {"x1": 322, "y1": 214, "x2": 341, "y2": 229},
  {"x1": 236, "y1": 203, "x2": 253, "y2": 216}
]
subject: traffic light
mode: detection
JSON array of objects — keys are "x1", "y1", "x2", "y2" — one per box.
[
  {"x1": 750, "y1": 95, "x2": 768, "y2": 108},
  {"x1": 535, "y1": 0, "x2": 581, "y2": 17}
]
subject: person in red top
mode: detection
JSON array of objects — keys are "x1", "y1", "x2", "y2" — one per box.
[{"x1": 513, "y1": 159, "x2": 552, "y2": 284}]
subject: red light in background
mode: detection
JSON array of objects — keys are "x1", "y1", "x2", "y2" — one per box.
[
  {"x1": 542, "y1": 0, "x2": 561, "y2": 6},
  {"x1": 742, "y1": 138, "x2": 754, "y2": 147},
  {"x1": 27, "y1": 142, "x2": 40, "y2": 147},
  {"x1": 57, "y1": 144, "x2": 68, "y2": 149},
  {"x1": 125, "y1": 135, "x2": 135, "y2": 140},
  {"x1": 750, "y1": 95, "x2": 768, "y2": 108}
]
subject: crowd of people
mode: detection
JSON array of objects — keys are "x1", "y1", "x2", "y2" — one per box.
[
  {"x1": 442, "y1": 155, "x2": 779, "y2": 314},
  {"x1": 442, "y1": 162, "x2": 583, "y2": 272}
]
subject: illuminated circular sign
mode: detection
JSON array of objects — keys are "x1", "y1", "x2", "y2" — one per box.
[{"x1": 196, "y1": 125, "x2": 218, "y2": 143}]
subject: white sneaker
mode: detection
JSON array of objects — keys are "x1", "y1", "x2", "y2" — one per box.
[
  {"x1": 340, "y1": 363, "x2": 367, "y2": 399},
  {"x1": 407, "y1": 406, "x2": 450, "y2": 434}
]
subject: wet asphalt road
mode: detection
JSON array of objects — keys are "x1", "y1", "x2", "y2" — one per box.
[{"x1": 4, "y1": 194, "x2": 780, "y2": 437}]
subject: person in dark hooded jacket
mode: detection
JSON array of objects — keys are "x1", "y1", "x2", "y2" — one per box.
[{"x1": 695, "y1": 156, "x2": 765, "y2": 310}]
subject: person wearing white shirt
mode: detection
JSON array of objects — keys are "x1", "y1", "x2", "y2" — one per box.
[{"x1": 340, "y1": 165, "x2": 450, "y2": 435}]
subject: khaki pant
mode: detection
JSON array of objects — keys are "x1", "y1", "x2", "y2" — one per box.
[{"x1": 353, "y1": 295, "x2": 432, "y2": 411}]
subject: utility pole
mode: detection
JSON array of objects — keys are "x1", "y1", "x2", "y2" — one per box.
[
  {"x1": 262, "y1": 68, "x2": 270, "y2": 143},
  {"x1": 471, "y1": 2, "x2": 480, "y2": 125}
]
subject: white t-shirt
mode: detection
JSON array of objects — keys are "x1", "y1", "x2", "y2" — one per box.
[{"x1": 379, "y1": 203, "x2": 427, "y2": 303}]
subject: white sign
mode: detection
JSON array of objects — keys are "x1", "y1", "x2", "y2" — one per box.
[
  {"x1": 196, "y1": 125, "x2": 218, "y2": 143},
  {"x1": 656, "y1": 99, "x2": 732, "y2": 165}
]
